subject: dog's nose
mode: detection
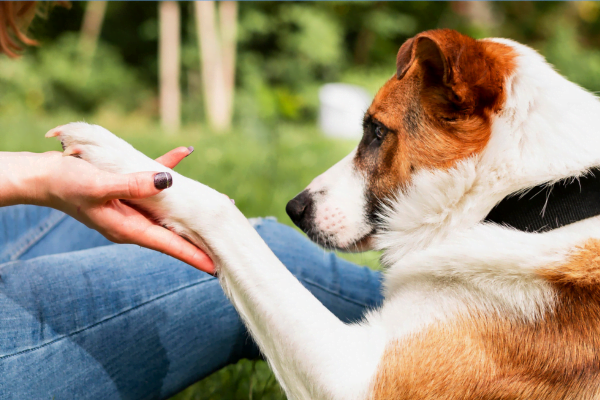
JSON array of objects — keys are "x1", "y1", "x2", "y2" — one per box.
[{"x1": 286, "y1": 190, "x2": 314, "y2": 229}]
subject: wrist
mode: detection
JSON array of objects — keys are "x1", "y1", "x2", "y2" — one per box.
[{"x1": 0, "y1": 152, "x2": 55, "y2": 207}]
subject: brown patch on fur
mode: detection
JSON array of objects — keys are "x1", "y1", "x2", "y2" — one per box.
[
  {"x1": 370, "y1": 296, "x2": 600, "y2": 399},
  {"x1": 370, "y1": 241, "x2": 600, "y2": 399},
  {"x1": 355, "y1": 29, "x2": 516, "y2": 219},
  {"x1": 539, "y1": 239, "x2": 600, "y2": 287}
]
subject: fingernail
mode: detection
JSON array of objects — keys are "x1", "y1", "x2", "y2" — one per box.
[
  {"x1": 186, "y1": 146, "x2": 194, "y2": 157},
  {"x1": 154, "y1": 172, "x2": 173, "y2": 189}
]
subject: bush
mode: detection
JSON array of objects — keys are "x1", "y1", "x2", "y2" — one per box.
[{"x1": 0, "y1": 33, "x2": 149, "y2": 115}]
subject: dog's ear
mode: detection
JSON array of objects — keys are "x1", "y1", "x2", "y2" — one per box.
[
  {"x1": 396, "y1": 35, "x2": 450, "y2": 83},
  {"x1": 396, "y1": 29, "x2": 485, "y2": 112}
]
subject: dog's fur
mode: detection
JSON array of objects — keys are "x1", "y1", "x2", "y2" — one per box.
[{"x1": 48, "y1": 29, "x2": 600, "y2": 399}]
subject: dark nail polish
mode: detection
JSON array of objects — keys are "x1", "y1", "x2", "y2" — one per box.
[
  {"x1": 154, "y1": 172, "x2": 173, "y2": 189},
  {"x1": 186, "y1": 146, "x2": 194, "y2": 157}
]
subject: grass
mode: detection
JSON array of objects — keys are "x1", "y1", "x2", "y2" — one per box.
[{"x1": 0, "y1": 110, "x2": 382, "y2": 399}]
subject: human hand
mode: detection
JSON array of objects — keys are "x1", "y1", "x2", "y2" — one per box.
[{"x1": 34, "y1": 147, "x2": 215, "y2": 274}]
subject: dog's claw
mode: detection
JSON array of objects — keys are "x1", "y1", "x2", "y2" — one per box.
[
  {"x1": 63, "y1": 145, "x2": 82, "y2": 157},
  {"x1": 45, "y1": 126, "x2": 63, "y2": 138}
]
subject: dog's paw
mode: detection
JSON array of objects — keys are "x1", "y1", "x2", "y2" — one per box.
[{"x1": 46, "y1": 122, "x2": 159, "y2": 175}]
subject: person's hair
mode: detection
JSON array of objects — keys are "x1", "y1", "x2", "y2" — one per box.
[
  {"x1": 0, "y1": 1, "x2": 38, "y2": 58},
  {"x1": 0, "y1": 1, "x2": 69, "y2": 58}
]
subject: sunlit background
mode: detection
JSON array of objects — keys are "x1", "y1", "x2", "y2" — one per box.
[{"x1": 2, "y1": 1, "x2": 600, "y2": 398}]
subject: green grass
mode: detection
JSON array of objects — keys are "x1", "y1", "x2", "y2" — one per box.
[
  {"x1": 0, "y1": 111, "x2": 382, "y2": 399},
  {"x1": 170, "y1": 360, "x2": 285, "y2": 400}
]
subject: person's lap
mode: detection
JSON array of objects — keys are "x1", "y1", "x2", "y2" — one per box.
[{"x1": 0, "y1": 205, "x2": 383, "y2": 399}]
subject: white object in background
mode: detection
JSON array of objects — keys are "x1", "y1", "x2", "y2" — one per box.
[{"x1": 319, "y1": 83, "x2": 372, "y2": 139}]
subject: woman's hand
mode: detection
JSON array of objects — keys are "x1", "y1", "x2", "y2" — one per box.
[{"x1": 0, "y1": 147, "x2": 215, "y2": 274}]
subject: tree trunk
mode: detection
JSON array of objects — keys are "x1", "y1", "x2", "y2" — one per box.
[
  {"x1": 159, "y1": 1, "x2": 181, "y2": 133},
  {"x1": 79, "y1": 1, "x2": 107, "y2": 59},
  {"x1": 194, "y1": 1, "x2": 237, "y2": 132},
  {"x1": 219, "y1": 1, "x2": 238, "y2": 130}
]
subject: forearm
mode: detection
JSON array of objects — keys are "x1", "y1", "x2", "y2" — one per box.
[{"x1": 0, "y1": 152, "x2": 50, "y2": 207}]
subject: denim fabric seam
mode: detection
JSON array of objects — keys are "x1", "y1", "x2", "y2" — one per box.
[
  {"x1": 0, "y1": 276, "x2": 214, "y2": 360},
  {"x1": 302, "y1": 277, "x2": 373, "y2": 308},
  {"x1": 3, "y1": 210, "x2": 67, "y2": 262}
]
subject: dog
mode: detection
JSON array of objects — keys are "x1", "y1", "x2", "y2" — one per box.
[{"x1": 47, "y1": 28, "x2": 600, "y2": 399}]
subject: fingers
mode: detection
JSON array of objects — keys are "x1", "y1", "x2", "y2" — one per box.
[
  {"x1": 90, "y1": 200, "x2": 215, "y2": 274},
  {"x1": 155, "y1": 146, "x2": 194, "y2": 169},
  {"x1": 101, "y1": 171, "x2": 173, "y2": 200},
  {"x1": 135, "y1": 224, "x2": 215, "y2": 274}
]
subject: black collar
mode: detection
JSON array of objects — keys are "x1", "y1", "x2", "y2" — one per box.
[{"x1": 484, "y1": 168, "x2": 600, "y2": 232}]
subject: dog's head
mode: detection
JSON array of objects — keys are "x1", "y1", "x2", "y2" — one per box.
[{"x1": 287, "y1": 29, "x2": 516, "y2": 251}]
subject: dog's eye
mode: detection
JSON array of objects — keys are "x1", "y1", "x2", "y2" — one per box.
[{"x1": 375, "y1": 126, "x2": 386, "y2": 140}]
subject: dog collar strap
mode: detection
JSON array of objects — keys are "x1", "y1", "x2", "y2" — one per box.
[{"x1": 484, "y1": 167, "x2": 600, "y2": 232}]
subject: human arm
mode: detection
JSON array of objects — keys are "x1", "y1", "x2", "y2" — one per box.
[{"x1": 0, "y1": 148, "x2": 215, "y2": 274}]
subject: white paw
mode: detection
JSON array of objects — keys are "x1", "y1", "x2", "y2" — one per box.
[
  {"x1": 45, "y1": 122, "x2": 162, "y2": 175},
  {"x1": 46, "y1": 122, "x2": 234, "y2": 248}
]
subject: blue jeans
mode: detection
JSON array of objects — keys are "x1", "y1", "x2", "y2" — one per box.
[{"x1": 0, "y1": 205, "x2": 383, "y2": 399}]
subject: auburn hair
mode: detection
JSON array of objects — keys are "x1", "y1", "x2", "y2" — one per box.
[
  {"x1": 0, "y1": 1, "x2": 38, "y2": 58},
  {"x1": 0, "y1": 1, "x2": 69, "y2": 58}
]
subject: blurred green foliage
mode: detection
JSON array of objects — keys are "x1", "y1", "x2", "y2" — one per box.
[
  {"x1": 0, "y1": 33, "x2": 148, "y2": 114},
  {"x1": 5, "y1": 2, "x2": 600, "y2": 125}
]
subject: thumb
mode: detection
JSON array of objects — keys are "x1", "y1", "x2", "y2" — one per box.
[{"x1": 102, "y1": 171, "x2": 173, "y2": 200}]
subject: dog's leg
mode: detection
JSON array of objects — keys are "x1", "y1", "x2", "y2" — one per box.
[{"x1": 47, "y1": 123, "x2": 386, "y2": 400}]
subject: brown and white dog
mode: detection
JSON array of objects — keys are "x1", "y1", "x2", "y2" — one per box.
[{"x1": 48, "y1": 29, "x2": 600, "y2": 399}]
